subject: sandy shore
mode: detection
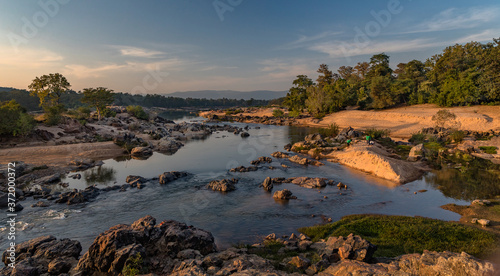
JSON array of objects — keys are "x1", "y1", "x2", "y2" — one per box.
[
  {"x1": 202, "y1": 104, "x2": 500, "y2": 139},
  {"x1": 0, "y1": 142, "x2": 124, "y2": 167}
]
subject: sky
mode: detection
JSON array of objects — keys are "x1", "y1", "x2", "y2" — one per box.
[{"x1": 0, "y1": 0, "x2": 499, "y2": 95}]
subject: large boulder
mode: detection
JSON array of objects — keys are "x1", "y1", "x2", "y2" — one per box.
[
  {"x1": 261, "y1": 177, "x2": 273, "y2": 191},
  {"x1": 291, "y1": 177, "x2": 327, "y2": 189},
  {"x1": 76, "y1": 216, "x2": 217, "y2": 275},
  {"x1": 157, "y1": 137, "x2": 184, "y2": 153},
  {"x1": 289, "y1": 155, "x2": 309, "y2": 166},
  {"x1": 305, "y1": 133, "x2": 324, "y2": 141},
  {"x1": 130, "y1": 146, "x2": 153, "y2": 157},
  {"x1": 273, "y1": 189, "x2": 296, "y2": 200},
  {"x1": 408, "y1": 143, "x2": 426, "y2": 161},
  {"x1": 1, "y1": 235, "x2": 82, "y2": 275},
  {"x1": 320, "y1": 234, "x2": 377, "y2": 262},
  {"x1": 159, "y1": 171, "x2": 188, "y2": 184}
]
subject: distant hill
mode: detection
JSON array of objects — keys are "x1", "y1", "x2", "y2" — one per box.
[{"x1": 166, "y1": 90, "x2": 287, "y2": 100}]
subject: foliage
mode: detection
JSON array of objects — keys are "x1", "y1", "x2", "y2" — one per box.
[
  {"x1": 126, "y1": 105, "x2": 149, "y2": 120},
  {"x1": 432, "y1": 109, "x2": 457, "y2": 128},
  {"x1": 288, "y1": 109, "x2": 300, "y2": 117},
  {"x1": 0, "y1": 100, "x2": 36, "y2": 137},
  {"x1": 81, "y1": 87, "x2": 115, "y2": 120},
  {"x1": 122, "y1": 253, "x2": 145, "y2": 276},
  {"x1": 272, "y1": 109, "x2": 285, "y2": 117},
  {"x1": 28, "y1": 73, "x2": 71, "y2": 109},
  {"x1": 409, "y1": 132, "x2": 426, "y2": 144},
  {"x1": 44, "y1": 104, "x2": 65, "y2": 126},
  {"x1": 318, "y1": 123, "x2": 340, "y2": 137},
  {"x1": 365, "y1": 128, "x2": 391, "y2": 139},
  {"x1": 479, "y1": 146, "x2": 498, "y2": 154},
  {"x1": 101, "y1": 108, "x2": 116, "y2": 118},
  {"x1": 450, "y1": 130, "x2": 465, "y2": 143},
  {"x1": 298, "y1": 214, "x2": 497, "y2": 258},
  {"x1": 225, "y1": 108, "x2": 243, "y2": 115},
  {"x1": 67, "y1": 106, "x2": 91, "y2": 120}
]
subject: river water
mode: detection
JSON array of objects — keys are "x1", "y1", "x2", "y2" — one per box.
[{"x1": 0, "y1": 116, "x2": 470, "y2": 252}]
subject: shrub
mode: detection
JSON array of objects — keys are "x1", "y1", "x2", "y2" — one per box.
[
  {"x1": 224, "y1": 108, "x2": 243, "y2": 115},
  {"x1": 122, "y1": 253, "x2": 145, "y2": 276},
  {"x1": 101, "y1": 108, "x2": 117, "y2": 118},
  {"x1": 479, "y1": 146, "x2": 498, "y2": 154},
  {"x1": 44, "y1": 104, "x2": 65, "y2": 126},
  {"x1": 432, "y1": 109, "x2": 457, "y2": 129},
  {"x1": 409, "y1": 132, "x2": 426, "y2": 144},
  {"x1": 126, "y1": 105, "x2": 149, "y2": 120},
  {"x1": 288, "y1": 110, "x2": 300, "y2": 117},
  {"x1": 319, "y1": 123, "x2": 339, "y2": 137},
  {"x1": 365, "y1": 128, "x2": 391, "y2": 139},
  {"x1": 272, "y1": 109, "x2": 285, "y2": 118},
  {"x1": 450, "y1": 130, "x2": 465, "y2": 143}
]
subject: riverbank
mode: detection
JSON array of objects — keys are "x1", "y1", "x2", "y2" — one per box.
[{"x1": 200, "y1": 104, "x2": 500, "y2": 139}]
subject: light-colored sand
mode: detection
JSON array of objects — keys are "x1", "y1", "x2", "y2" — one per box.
[
  {"x1": 298, "y1": 104, "x2": 500, "y2": 138},
  {"x1": 0, "y1": 142, "x2": 124, "y2": 167},
  {"x1": 202, "y1": 105, "x2": 500, "y2": 139}
]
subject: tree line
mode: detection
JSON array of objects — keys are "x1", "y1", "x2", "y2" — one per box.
[{"x1": 283, "y1": 38, "x2": 500, "y2": 117}]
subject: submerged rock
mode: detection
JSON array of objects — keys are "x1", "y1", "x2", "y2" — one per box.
[
  {"x1": 273, "y1": 189, "x2": 296, "y2": 200},
  {"x1": 159, "y1": 171, "x2": 189, "y2": 184},
  {"x1": 207, "y1": 179, "x2": 238, "y2": 192}
]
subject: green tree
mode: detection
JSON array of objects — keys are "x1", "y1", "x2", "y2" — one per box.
[
  {"x1": 28, "y1": 73, "x2": 71, "y2": 109},
  {"x1": 316, "y1": 64, "x2": 337, "y2": 87},
  {"x1": 81, "y1": 87, "x2": 115, "y2": 120},
  {"x1": 283, "y1": 75, "x2": 313, "y2": 113},
  {"x1": 0, "y1": 100, "x2": 35, "y2": 136},
  {"x1": 370, "y1": 75, "x2": 395, "y2": 109}
]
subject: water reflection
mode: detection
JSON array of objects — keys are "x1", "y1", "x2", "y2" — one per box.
[
  {"x1": 159, "y1": 110, "x2": 198, "y2": 122},
  {"x1": 287, "y1": 126, "x2": 324, "y2": 144},
  {"x1": 83, "y1": 166, "x2": 116, "y2": 185},
  {"x1": 426, "y1": 168, "x2": 500, "y2": 200}
]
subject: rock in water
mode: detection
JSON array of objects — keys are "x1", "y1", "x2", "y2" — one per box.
[
  {"x1": 207, "y1": 179, "x2": 238, "y2": 192},
  {"x1": 289, "y1": 155, "x2": 309, "y2": 165},
  {"x1": 273, "y1": 189, "x2": 296, "y2": 200},
  {"x1": 261, "y1": 177, "x2": 273, "y2": 191}
]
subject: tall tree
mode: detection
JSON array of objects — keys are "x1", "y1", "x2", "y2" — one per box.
[
  {"x1": 81, "y1": 87, "x2": 115, "y2": 120},
  {"x1": 316, "y1": 64, "x2": 337, "y2": 87},
  {"x1": 283, "y1": 75, "x2": 313, "y2": 112},
  {"x1": 28, "y1": 73, "x2": 71, "y2": 109}
]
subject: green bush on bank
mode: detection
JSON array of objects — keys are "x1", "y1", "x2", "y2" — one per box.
[
  {"x1": 0, "y1": 100, "x2": 36, "y2": 137},
  {"x1": 298, "y1": 214, "x2": 497, "y2": 258},
  {"x1": 126, "y1": 105, "x2": 149, "y2": 120}
]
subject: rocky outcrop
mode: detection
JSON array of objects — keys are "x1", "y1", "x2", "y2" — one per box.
[
  {"x1": 289, "y1": 155, "x2": 309, "y2": 165},
  {"x1": 159, "y1": 171, "x2": 188, "y2": 184},
  {"x1": 156, "y1": 137, "x2": 184, "y2": 153},
  {"x1": 76, "y1": 216, "x2": 217, "y2": 275},
  {"x1": 291, "y1": 177, "x2": 327, "y2": 189},
  {"x1": 130, "y1": 146, "x2": 153, "y2": 157},
  {"x1": 261, "y1": 177, "x2": 273, "y2": 191},
  {"x1": 1, "y1": 235, "x2": 82, "y2": 275},
  {"x1": 408, "y1": 143, "x2": 426, "y2": 161},
  {"x1": 207, "y1": 178, "x2": 238, "y2": 192},
  {"x1": 229, "y1": 165, "x2": 259, "y2": 172},
  {"x1": 54, "y1": 186, "x2": 100, "y2": 205}
]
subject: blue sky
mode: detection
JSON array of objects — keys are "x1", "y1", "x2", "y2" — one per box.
[{"x1": 0, "y1": 0, "x2": 499, "y2": 94}]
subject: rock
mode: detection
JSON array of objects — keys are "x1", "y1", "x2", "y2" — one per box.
[
  {"x1": 207, "y1": 179, "x2": 238, "y2": 192},
  {"x1": 337, "y1": 182, "x2": 347, "y2": 189},
  {"x1": 305, "y1": 133, "x2": 324, "y2": 141},
  {"x1": 76, "y1": 216, "x2": 216, "y2": 275},
  {"x1": 284, "y1": 143, "x2": 292, "y2": 151},
  {"x1": 126, "y1": 175, "x2": 147, "y2": 184},
  {"x1": 291, "y1": 177, "x2": 326, "y2": 189},
  {"x1": 289, "y1": 155, "x2": 309, "y2": 165},
  {"x1": 31, "y1": 201, "x2": 49, "y2": 208},
  {"x1": 68, "y1": 158, "x2": 95, "y2": 170},
  {"x1": 130, "y1": 146, "x2": 153, "y2": 156},
  {"x1": 273, "y1": 189, "x2": 296, "y2": 200},
  {"x1": 250, "y1": 156, "x2": 272, "y2": 165},
  {"x1": 261, "y1": 177, "x2": 273, "y2": 191},
  {"x1": 478, "y1": 219, "x2": 490, "y2": 227},
  {"x1": 408, "y1": 143, "x2": 426, "y2": 161},
  {"x1": 288, "y1": 256, "x2": 311, "y2": 269},
  {"x1": 472, "y1": 199, "x2": 491, "y2": 206},
  {"x1": 229, "y1": 166, "x2": 259, "y2": 172},
  {"x1": 1, "y1": 235, "x2": 82, "y2": 275},
  {"x1": 157, "y1": 137, "x2": 184, "y2": 153},
  {"x1": 271, "y1": 151, "x2": 290, "y2": 158},
  {"x1": 159, "y1": 171, "x2": 188, "y2": 184},
  {"x1": 55, "y1": 186, "x2": 100, "y2": 205},
  {"x1": 240, "y1": 132, "x2": 250, "y2": 138},
  {"x1": 325, "y1": 234, "x2": 377, "y2": 262}
]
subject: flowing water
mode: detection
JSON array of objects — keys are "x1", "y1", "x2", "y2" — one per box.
[{"x1": 0, "y1": 115, "x2": 470, "y2": 252}]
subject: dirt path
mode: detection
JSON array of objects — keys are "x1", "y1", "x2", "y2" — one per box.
[{"x1": 0, "y1": 142, "x2": 125, "y2": 167}]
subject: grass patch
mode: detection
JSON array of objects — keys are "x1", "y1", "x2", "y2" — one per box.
[
  {"x1": 318, "y1": 123, "x2": 340, "y2": 137},
  {"x1": 479, "y1": 146, "x2": 498, "y2": 154},
  {"x1": 365, "y1": 128, "x2": 391, "y2": 139},
  {"x1": 298, "y1": 214, "x2": 497, "y2": 258}
]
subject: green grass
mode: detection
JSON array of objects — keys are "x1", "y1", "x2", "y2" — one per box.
[
  {"x1": 365, "y1": 128, "x2": 391, "y2": 139},
  {"x1": 479, "y1": 146, "x2": 498, "y2": 154},
  {"x1": 298, "y1": 214, "x2": 497, "y2": 258},
  {"x1": 318, "y1": 123, "x2": 340, "y2": 137}
]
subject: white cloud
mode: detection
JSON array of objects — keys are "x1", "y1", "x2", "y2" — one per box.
[
  {"x1": 258, "y1": 58, "x2": 314, "y2": 80},
  {"x1": 412, "y1": 7, "x2": 499, "y2": 33},
  {"x1": 454, "y1": 29, "x2": 500, "y2": 44},
  {"x1": 279, "y1": 31, "x2": 344, "y2": 50},
  {"x1": 309, "y1": 38, "x2": 442, "y2": 58},
  {"x1": 111, "y1": 45, "x2": 166, "y2": 58}
]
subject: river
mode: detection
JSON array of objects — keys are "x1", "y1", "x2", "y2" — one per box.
[{"x1": 0, "y1": 115, "x2": 470, "y2": 252}]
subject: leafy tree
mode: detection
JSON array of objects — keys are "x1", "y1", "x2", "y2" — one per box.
[
  {"x1": 81, "y1": 87, "x2": 115, "y2": 120},
  {"x1": 316, "y1": 64, "x2": 337, "y2": 87},
  {"x1": 0, "y1": 100, "x2": 36, "y2": 136},
  {"x1": 28, "y1": 73, "x2": 71, "y2": 109},
  {"x1": 283, "y1": 75, "x2": 313, "y2": 112},
  {"x1": 370, "y1": 75, "x2": 395, "y2": 109}
]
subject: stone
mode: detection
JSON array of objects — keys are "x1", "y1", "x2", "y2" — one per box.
[
  {"x1": 159, "y1": 171, "x2": 188, "y2": 184},
  {"x1": 207, "y1": 179, "x2": 238, "y2": 192},
  {"x1": 271, "y1": 151, "x2": 290, "y2": 158},
  {"x1": 31, "y1": 201, "x2": 49, "y2": 208},
  {"x1": 261, "y1": 177, "x2": 273, "y2": 191},
  {"x1": 289, "y1": 155, "x2": 309, "y2": 165},
  {"x1": 273, "y1": 189, "x2": 296, "y2": 200},
  {"x1": 240, "y1": 132, "x2": 250, "y2": 138},
  {"x1": 291, "y1": 177, "x2": 327, "y2": 189},
  {"x1": 408, "y1": 143, "x2": 426, "y2": 161},
  {"x1": 325, "y1": 234, "x2": 377, "y2": 262},
  {"x1": 130, "y1": 146, "x2": 153, "y2": 156},
  {"x1": 288, "y1": 256, "x2": 311, "y2": 269}
]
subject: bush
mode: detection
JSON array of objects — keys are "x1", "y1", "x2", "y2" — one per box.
[
  {"x1": 224, "y1": 108, "x2": 243, "y2": 115},
  {"x1": 67, "y1": 106, "x2": 91, "y2": 120},
  {"x1": 318, "y1": 123, "x2": 339, "y2": 137},
  {"x1": 409, "y1": 132, "x2": 426, "y2": 144},
  {"x1": 450, "y1": 130, "x2": 465, "y2": 143},
  {"x1": 479, "y1": 146, "x2": 498, "y2": 154},
  {"x1": 432, "y1": 109, "x2": 457, "y2": 129},
  {"x1": 126, "y1": 105, "x2": 149, "y2": 120},
  {"x1": 101, "y1": 108, "x2": 117, "y2": 118},
  {"x1": 44, "y1": 104, "x2": 65, "y2": 126},
  {"x1": 272, "y1": 109, "x2": 285, "y2": 118},
  {"x1": 0, "y1": 100, "x2": 36, "y2": 137},
  {"x1": 365, "y1": 128, "x2": 391, "y2": 139},
  {"x1": 288, "y1": 110, "x2": 300, "y2": 117},
  {"x1": 122, "y1": 253, "x2": 145, "y2": 276}
]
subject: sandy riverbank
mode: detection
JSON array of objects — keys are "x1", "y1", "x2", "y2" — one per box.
[{"x1": 201, "y1": 104, "x2": 500, "y2": 139}]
